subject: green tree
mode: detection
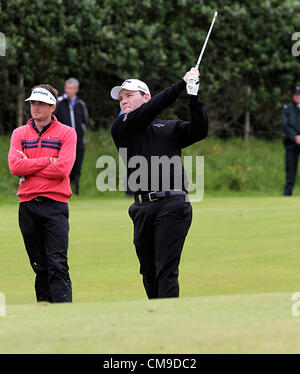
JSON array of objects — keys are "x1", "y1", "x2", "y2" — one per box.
[{"x1": 0, "y1": 0, "x2": 299, "y2": 138}]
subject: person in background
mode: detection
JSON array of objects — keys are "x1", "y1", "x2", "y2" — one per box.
[
  {"x1": 54, "y1": 78, "x2": 89, "y2": 195},
  {"x1": 282, "y1": 85, "x2": 300, "y2": 196}
]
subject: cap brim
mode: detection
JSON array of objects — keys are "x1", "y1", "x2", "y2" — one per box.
[
  {"x1": 110, "y1": 86, "x2": 122, "y2": 100},
  {"x1": 25, "y1": 95, "x2": 56, "y2": 105},
  {"x1": 111, "y1": 86, "x2": 148, "y2": 100}
]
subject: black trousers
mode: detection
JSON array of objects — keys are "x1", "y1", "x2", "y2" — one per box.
[
  {"x1": 70, "y1": 143, "x2": 85, "y2": 195},
  {"x1": 128, "y1": 195, "x2": 192, "y2": 299},
  {"x1": 283, "y1": 142, "x2": 300, "y2": 196},
  {"x1": 19, "y1": 198, "x2": 72, "y2": 303}
]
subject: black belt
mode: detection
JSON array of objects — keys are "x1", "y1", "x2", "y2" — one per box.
[
  {"x1": 134, "y1": 190, "x2": 186, "y2": 203},
  {"x1": 33, "y1": 196, "x2": 51, "y2": 202}
]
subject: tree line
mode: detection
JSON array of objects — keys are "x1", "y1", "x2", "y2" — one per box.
[{"x1": 0, "y1": 0, "x2": 299, "y2": 138}]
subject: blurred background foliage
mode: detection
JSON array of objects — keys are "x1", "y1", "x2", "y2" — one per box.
[{"x1": 0, "y1": 0, "x2": 300, "y2": 138}]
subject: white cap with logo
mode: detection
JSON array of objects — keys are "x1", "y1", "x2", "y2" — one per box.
[
  {"x1": 25, "y1": 87, "x2": 56, "y2": 105},
  {"x1": 110, "y1": 79, "x2": 151, "y2": 100}
]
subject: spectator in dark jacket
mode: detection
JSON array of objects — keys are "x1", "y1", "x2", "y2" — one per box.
[
  {"x1": 282, "y1": 84, "x2": 300, "y2": 196},
  {"x1": 54, "y1": 78, "x2": 89, "y2": 194}
]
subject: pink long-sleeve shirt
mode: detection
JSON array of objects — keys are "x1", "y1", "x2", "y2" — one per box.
[{"x1": 8, "y1": 116, "x2": 77, "y2": 203}]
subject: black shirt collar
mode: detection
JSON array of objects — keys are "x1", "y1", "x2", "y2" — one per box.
[{"x1": 32, "y1": 116, "x2": 54, "y2": 136}]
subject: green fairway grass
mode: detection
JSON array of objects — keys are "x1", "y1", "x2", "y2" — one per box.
[{"x1": 1, "y1": 196, "x2": 300, "y2": 353}]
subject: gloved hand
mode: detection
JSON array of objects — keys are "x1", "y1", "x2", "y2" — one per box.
[
  {"x1": 183, "y1": 68, "x2": 200, "y2": 96},
  {"x1": 187, "y1": 74, "x2": 199, "y2": 95}
]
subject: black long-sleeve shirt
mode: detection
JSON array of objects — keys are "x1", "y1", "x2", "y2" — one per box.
[
  {"x1": 282, "y1": 102, "x2": 300, "y2": 143},
  {"x1": 111, "y1": 79, "x2": 209, "y2": 193}
]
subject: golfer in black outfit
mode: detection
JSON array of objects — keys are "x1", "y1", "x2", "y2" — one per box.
[{"x1": 110, "y1": 68, "x2": 208, "y2": 298}]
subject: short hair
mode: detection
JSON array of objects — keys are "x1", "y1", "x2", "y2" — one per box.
[
  {"x1": 65, "y1": 77, "x2": 79, "y2": 88},
  {"x1": 31, "y1": 84, "x2": 58, "y2": 101}
]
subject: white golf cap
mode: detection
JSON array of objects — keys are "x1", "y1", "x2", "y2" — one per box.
[
  {"x1": 25, "y1": 87, "x2": 56, "y2": 105},
  {"x1": 110, "y1": 79, "x2": 150, "y2": 100}
]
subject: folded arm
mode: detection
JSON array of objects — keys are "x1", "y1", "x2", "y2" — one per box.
[
  {"x1": 33, "y1": 129, "x2": 77, "y2": 179},
  {"x1": 8, "y1": 130, "x2": 50, "y2": 176}
]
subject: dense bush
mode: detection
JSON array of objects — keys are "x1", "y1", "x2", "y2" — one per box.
[
  {"x1": 0, "y1": 0, "x2": 299, "y2": 137},
  {"x1": 0, "y1": 129, "x2": 290, "y2": 201}
]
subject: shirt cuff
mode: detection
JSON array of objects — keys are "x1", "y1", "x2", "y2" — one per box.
[
  {"x1": 178, "y1": 79, "x2": 187, "y2": 90},
  {"x1": 189, "y1": 95, "x2": 199, "y2": 102}
]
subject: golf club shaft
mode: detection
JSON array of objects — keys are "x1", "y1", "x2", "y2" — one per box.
[{"x1": 195, "y1": 11, "x2": 218, "y2": 69}]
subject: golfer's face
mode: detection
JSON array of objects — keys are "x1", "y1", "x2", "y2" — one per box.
[
  {"x1": 119, "y1": 89, "x2": 147, "y2": 114},
  {"x1": 30, "y1": 101, "x2": 55, "y2": 121},
  {"x1": 293, "y1": 94, "x2": 300, "y2": 104}
]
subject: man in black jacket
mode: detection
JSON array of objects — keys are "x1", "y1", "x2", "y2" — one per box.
[
  {"x1": 282, "y1": 85, "x2": 300, "y2": 196},
  {"x1": 110, "y1": 68, "x2": 208, "y2": 299},
  {"x1": 54, "y1": 78, "x2": 89, "y2": 194}
]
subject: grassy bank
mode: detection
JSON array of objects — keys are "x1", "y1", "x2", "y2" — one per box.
[
  {"x1": 2, "y1": 293, "x2": 300, "y2": 354},
  {"x1": 0, "y1": 129, "x2": 291, "y2": 201}
]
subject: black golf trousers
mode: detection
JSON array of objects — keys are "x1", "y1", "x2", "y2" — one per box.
[
  {"x1": 283, "y1": 143, "x2": 300, "y2": 196},
  {"x1": 128, "y1": 195, "x2": 192, "y2": 299},
  {"x1": 19, "y1": 197, "x2": 72, "y2": 303}
]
